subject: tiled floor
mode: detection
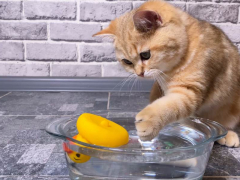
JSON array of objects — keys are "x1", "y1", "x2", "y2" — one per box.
[{"x1": 0, "y1": 92, "x2": 240, "y2": 180}]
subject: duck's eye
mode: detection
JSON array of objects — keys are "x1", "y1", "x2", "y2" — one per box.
[
  {"x1": 140, "y1": 50, "x2": 151, "y2": 60},
  {"x1": 122, "y1": 59, "x2": 133, "y2": 65},
  {"x1": 76, "y1": 153, "x2": 81, "y2": 157}
]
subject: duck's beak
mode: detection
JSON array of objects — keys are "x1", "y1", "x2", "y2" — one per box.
[{"x1": 63, "y1": 142, "x2": 73, "y2": 154}]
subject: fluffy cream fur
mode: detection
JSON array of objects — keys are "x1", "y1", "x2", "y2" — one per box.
[{"x1": 94, "y1": 0, "x2": 240, "y2": 147}]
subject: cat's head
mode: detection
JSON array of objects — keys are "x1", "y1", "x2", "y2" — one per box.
[{"x1": 94, "y1": 0, "x2": 188, "y2": 78}]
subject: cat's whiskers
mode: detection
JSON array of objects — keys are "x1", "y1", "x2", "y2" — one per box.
[
  {"x1": 127, "y1": 74, "x2": 137, "y2": 89},
  {"x1": 130, "y1": 75, "x2": 138, "y2": 94},
  {"x1": 117, "y1": 74, "x2": 133, "y2": 90},
  {"x1": 159, "y1": 76, "x2": 167, "y2": 93},
  {"x1": 146, "y1": 70, "x2": 160, "y2": 93},
  {"x1": 147, "y1": 69, "x2": 168, "y2": 93},
  {"x1": 125, "y1": 74, "x2": 137, "y2": 92},
  {"x1": 155, "y1": 73, "x2": 164, "y2": 88},
  {"x1": 156, "y1": 71, "x2": 168, "y2": 93},
  {"x1": 157, "y1": 71, "x2": 168, "y2": 84},
  {"x1": 151, "y1": 71, "x2": 164, "y2": 93},
  {"x1": 159, "y1": 70, "x2": 170, "y2": 80},
  {"x1": 117, "y1": 74, "x2": 135, "y2": 92}
]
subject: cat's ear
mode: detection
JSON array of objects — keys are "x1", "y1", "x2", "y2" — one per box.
[
  {"x1": 92, "y1": 27, "x2": 114, "y2": 37},
  {"x1": 92, "y1": 27, "x2": 115, "y2": 42},
  {"x1": 133, "y1": 10, "x2": 162, "y2": 33}
]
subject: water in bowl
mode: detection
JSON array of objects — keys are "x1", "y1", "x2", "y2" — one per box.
[{"x1": 66, "y1": 125, "x2": 212, "y2": 180}]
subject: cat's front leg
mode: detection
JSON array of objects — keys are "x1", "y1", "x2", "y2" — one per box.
[
  {"x1": 135, "y1": 89, "x2": 200, "y2": 141},
  {"x1": 217, "y1": 130, "x2": 239, "y2": 147},
  {"x1": 135, "y1": 104, "x2": 163, "y2": 141}
]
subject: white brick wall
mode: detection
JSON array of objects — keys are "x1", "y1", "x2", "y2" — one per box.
[{"x1": 0, "y1": 0, "x2": 239, "y2": 77}]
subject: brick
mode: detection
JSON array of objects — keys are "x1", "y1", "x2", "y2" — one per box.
[
  {"x1": 106, "y1": 0, "x2": 147, "y2": 2},
  {"x1": 102, "y1": 63, "x2": 130, "y2": 77},
  {"x1": 188, "y1": 0, "x2": 211, "y2": 2},
  {"x1": 102, "y1": 23, "x2": 110, "y2": 30},
  {"x1": 0, "y1": 22, "x2": 47, "y2": 40},
  {"x1": 52, "y1": 64, "x2": 101, "y2": 77},
  {"x1": 169, "y1": 2, "x2": 186, "y2": 11},
  {"x1": 80, "y1": 43, "x2": 116, "y2": 62},
  {"x1": 26, "y1": 43, "x2": 77, "y2": 61},
  {"x1": 214, "y1": 0, "x2": 231, "y2": 2},
  {"x1": 106, "y1": 0, "x2": 148, "y2": 2},
  {"x1": 215, "y1": 24, "x2": 240, "y2": 43},
  {"x1": 0, "y1": 1, "x2": 21, "y2": 20},
  {"x1": 166, "y1": 0, "x2": 187, "y2": 1},
  {"x1": 80, "y1": 2, "x2": 132, "y2": 22},
  {"x1": 24, "y1": 1, "x2": 76, "y2": 20},
  {"x1": 0, "y1": 42, "x2": 24, "y2": 61},
  {"x1": 0, "y1": 62, "x2": 50, "y2": 76},
  {"x1": 50, "y1": 23, "x2": 101, "y2": 42},
  {"x1": 133, "y1": 1, "x2": 186, "y2": 11},
  {"x1": 188, "y1": 4, "x2": 239, "y2": 23},
  {"x1": 133, "y1": 2, "x2": 144, "y2": 9},
  {"x1": 239, "y1": 7, "x2": 240, "y2": 23},
  {"x1": 215, "y1": 0, "x2": 240, "y2": 2}
]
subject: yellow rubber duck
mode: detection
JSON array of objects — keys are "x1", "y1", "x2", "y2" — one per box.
[
  {"x1": 63, "y1": 135, "x2": 91, "y2": 163},
  {"x1": 64, "y1": 113, "x2": 129, "y2": 163}
]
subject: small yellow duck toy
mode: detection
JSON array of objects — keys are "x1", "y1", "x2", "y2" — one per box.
[
  {"x1": 63, "y1": 135, "x2": 91, "y2": 163},
  {"x1": 63, "y1": 113, "x2": 129, "y2": 163}
]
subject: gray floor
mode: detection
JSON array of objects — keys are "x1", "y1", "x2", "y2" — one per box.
[{"x1": 0, "y1": 92, "x2": 240, "y2": 180}]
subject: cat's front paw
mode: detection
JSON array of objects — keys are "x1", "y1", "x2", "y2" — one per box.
[
  {"x1": 135, "y1": 105, "x2": 163, "y2": 141},
  {"x1": 217, "y1": 130, "x2": 239, "y2": 147}
]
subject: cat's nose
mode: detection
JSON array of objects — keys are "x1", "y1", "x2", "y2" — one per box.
[{"x1": 138, "y1": 72, "x2": 144, "y2": 77}]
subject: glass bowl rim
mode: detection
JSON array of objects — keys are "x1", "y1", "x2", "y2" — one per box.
[{"x1": 46, "y1": 116, "x2": 227, "y2": 154}]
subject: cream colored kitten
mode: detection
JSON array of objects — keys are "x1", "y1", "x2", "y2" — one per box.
[{"x1": 94, "y1": 0, "x2": 240, "y2": 147}]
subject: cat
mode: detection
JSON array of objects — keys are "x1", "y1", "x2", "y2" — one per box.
[{"x1": 93, "y1": 0, "x2": 240, "y2": 147}]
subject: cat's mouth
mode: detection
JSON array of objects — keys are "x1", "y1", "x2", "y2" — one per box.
[
  {"x1": 139, "y1": 76, "x2": 152, "y2": 79},
  {"x1": 140, "y1": 72, "x2": 152, "y2": 79}
]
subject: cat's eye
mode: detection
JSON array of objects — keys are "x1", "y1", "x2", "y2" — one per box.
[
  {"x1": 140, "y1": 50, "x2": 151, "y2": 61},
  {"x1": 122, "y1": 59, "x2": 133, "y2": 65}
]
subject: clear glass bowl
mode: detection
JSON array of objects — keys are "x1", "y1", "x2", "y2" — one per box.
[{"x1": 46, "y1": 112, "x2": 227, "y2": 180}]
